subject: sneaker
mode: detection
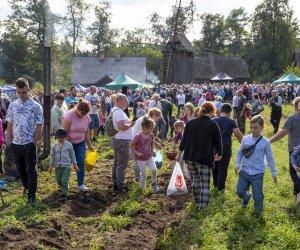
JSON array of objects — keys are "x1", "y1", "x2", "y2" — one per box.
[
  {"x1": 112, "y1": 184, "x2": 118, "y2": 191},
  {"x1": 195, "y1": 203, "x2": 207, "y2": 210},
  {"x1": 242, "y1": 192, "x2": 252, "y2": 207},
  {"x1": 118, "y1": 186, "x2": 129, "y2": 193},
  {"x1": 78, "y1": 184, "x2": 89, "y2": 191},
  {"x1": 28, "y1": 197, "x2": 36, "y2": 207},
  {"x1": 152, "y1": 182, "x2": 160, "y2": 193},
  {"x1": 59, "y1": 194, "x2": 67, "y2": 201},
  {"x1": 296, "y1": 193, "x2": 300, "y2": 205},
  {"x1": 253, "y1": 210, "x2": 264, "y2": 218}
]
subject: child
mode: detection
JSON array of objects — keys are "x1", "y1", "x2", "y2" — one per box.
[
  {"x1": 130, "y1": 116, "x2": 161, "y2": 192},
  {"x1": 235, "y1": 115, "x2": 277, "y2": 217},
  {"x1": 174, "y1": 120, "x2": 191, "y2": 186},
  {"x1": 49, "y1": 128, "x2": 79, "y2": 201},
  {"x1": 245, "y1": 103, "x2": 251, "y2": 120},
  {"x1": 97, "y1": 109, "x2": 105, "y2": 136},
  {"x1": 174, "y1": 120, "x2": 185, "y2": 145}
]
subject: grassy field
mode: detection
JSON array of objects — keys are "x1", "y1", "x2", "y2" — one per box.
[
  {"x1": 157, "y1": 104, "x2": 300, "y2": 249},
  {"x1": 0, "y1": 103, "x2": 300, "y2": 249}
]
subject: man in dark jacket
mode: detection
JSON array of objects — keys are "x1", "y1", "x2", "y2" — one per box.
[
  {"x1": 160, "y1": 93, "x2": 173, "y2": 139},
  {"x1": 269, "y1": 90, "x2": 282, "y2": 134}
]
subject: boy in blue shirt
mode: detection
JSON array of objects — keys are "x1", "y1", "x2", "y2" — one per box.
[{"x1": 235, "y1": 115, "x2": 277, "y2": 217}]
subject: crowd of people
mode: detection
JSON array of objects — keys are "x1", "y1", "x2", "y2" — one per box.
[{"x1": 1, "y1": 78, "x2": 300, "y2": 218}]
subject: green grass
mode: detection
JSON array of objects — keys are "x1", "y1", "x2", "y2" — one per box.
[
  {"x1": 156, "y1": 103, "x2": 300, "y2": 249},
  {"x1": 1, "y1": 103, "x2": 300, "y2": 249}
]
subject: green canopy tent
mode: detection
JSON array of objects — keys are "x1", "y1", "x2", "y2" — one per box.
[
  {"x1": 273, "y1": 73, "x2": 300, "y2": 84},
  {"x1": 105, "y1": 73, "x2": 143, "y2": 90}
]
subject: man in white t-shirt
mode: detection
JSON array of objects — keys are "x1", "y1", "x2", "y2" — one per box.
[
  {"x1": 6, "y1": 78, "x2": 43, "y2": 207},
  {"x1": 111, "y1": 94, "x2": 135, "y2": 192},
  {"x1": 85, "y1": 86, "x2": 100, "y2": 142},
  {"x1": 176, "y1": 91, "x2": 186, "y2": 116}
]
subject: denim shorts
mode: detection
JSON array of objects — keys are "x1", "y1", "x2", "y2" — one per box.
[{"x1": 89, "y1": 114, "x2": 100, "y2": 129}]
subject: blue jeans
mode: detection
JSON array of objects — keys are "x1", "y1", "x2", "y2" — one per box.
[
  {"x1": 236, "y1": 171, "x2": 264, "y2": 211},
  {"x1": 72, "y1": 141, "x2": 86, "y2": 186}
]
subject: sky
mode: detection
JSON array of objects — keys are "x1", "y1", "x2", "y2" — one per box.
[{"x1": 0, "y1": 0, "x2": 300, "y2": 41}]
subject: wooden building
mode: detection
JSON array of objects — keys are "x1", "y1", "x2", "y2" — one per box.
[
  {"x1": 193, "y1": 54, "x2": 250, "y2": 83},
  {"x1": 292, "y1": 49, "x2": 300, "y2": 67},
  {"x1": 160, "y1": 32, "x2": 250, "y2": 84},
  {"x1": 160, "y1": 32, "x2": 194, "y2": 84}
]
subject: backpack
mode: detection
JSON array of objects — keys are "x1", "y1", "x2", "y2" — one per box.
[{"x1": 104, "y1": 109, "x2": 121, "y2": 137}]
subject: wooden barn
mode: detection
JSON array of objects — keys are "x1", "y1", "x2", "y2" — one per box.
[
  {"x1": 193, "y1": 54, "x2": 250, "y2": 83},
  {"x1": 160, "y1": 32, "x2": 250, "y2": 84},
  {"x1": 292, "y1": 48, "x2": 300, "y2": 67}
]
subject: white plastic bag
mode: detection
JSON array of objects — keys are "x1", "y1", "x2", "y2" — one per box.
[
  {"x1": 167, "y1": 162, "x2": 188, "y2": 196},
  {"x1": 154, "y1": 149, "x2": 163, "y2": 169}
]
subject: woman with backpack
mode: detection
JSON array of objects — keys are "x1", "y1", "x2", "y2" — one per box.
[{"x1": 110, "y1": 94, "x2": 135, "y2": 193}]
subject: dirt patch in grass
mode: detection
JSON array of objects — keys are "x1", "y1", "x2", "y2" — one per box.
[
  {"x1": 0, "y1": 159, "x2": 193, "y2": 249},
  {"x1": 0, "y1": 219, "x2": 73, "y2": 249},
  {"x1": 97, "y1": 161, "x2": 192, "y2": 250},
  {"x1": 100, "y1": 193, "x2": 191, "y2": 250}
]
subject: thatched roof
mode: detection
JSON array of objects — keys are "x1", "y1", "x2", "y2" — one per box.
[
  {"x1": 193, "y1": 54, "x2": 250, "y2": 80},
  {"x1": 72, "y1": 56, "x2": 146, "y2": 85},
  {"x1": 292, "y1": 49, "x2": 300, "y2": 66},
  {"x1": 165, "y1": 32, "x2": 193, "y2": 52}
]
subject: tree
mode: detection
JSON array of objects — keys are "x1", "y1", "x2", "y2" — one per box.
[
  {"x1": 64, "y1": 0, "x2": 90, "y2": 56},
  {"x1": 249, "y1": 0, "x2": 299, "y2": 77},
  {"x1": 6, "y1": 0, "x2": 55, "y2": 81},
  {"x1": 165, "y1": 0, "x2": 196, "y2": 35},
  {"x1": 284, "y1": 64, "x2": 300, "y2": 76},
  {"x1": 8, "y1": 0, "x2": 50, "y2": 47},
  {"x1": 0, "y1": 21, "x2": 40, "y2": 82},
  {"x1": 194, "y1": 13, "x2": 225, "y2": 55},
  {"x1": 87, "y1": 0, "x2": 116, "y2": 55},
  {"x1": 148, "y1": 12, "x2": 171, "y2": 45},
  {"x1": 223, "y1": 8, "x2": 249, "y2": 56},
  {"x1": 51, "y1": 38, "x2": 73, "y2": 86}
]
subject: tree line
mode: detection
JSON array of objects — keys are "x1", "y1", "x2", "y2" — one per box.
[{"x1": 0, "y1": 0, "x2": 299, "y2": 86}]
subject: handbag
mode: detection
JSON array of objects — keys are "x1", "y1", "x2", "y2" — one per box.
[{"x1": 241, "y1": 135, "x2": 263, "y2": 159}]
